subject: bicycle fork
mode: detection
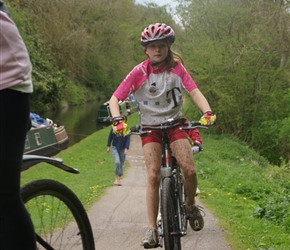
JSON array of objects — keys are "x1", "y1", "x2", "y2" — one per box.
[
  {"x1": 170, "y1": 149, "x2": 187, "y2": 238},
  {"x1": 174, "y1": 172, "x2": 187, "y2": 237}
]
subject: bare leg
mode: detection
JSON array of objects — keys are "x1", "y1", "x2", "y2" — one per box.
[
  {"x1": 142, "y1": 142, "x2": 162, "y2": 228},
  {"x1": 171, "y1": 139, "x2": 197, "y2": 205},
  {"x1": 114, "y1": 175, "x2": 119, "y2": 185}
]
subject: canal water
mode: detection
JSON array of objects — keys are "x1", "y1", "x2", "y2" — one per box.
[{"x1": 42, "y1": 100, "x2": 109, "y2": 147}]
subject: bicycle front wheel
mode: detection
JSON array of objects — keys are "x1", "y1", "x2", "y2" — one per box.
[
  {"x1": 161, "y1": 177, "x2": 181, "y2": 250},
  {"x1": 21, "y1": 179, "x2": 95, "y2": 250}
]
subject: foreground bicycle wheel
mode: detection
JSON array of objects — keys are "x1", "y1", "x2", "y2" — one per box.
[
  {"x1": 21, "y1": 179, "x2": 95, "y2": 250},
  {"x1": 161, "y1": 177, "x2": 181, "y2": 250}
]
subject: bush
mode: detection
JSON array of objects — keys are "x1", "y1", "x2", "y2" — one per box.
[{"x1": 253, "y1": 195, "x2": 290, "y2": 232}]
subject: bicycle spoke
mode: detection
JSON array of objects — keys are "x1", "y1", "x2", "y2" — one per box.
[{"x1": 21, "y1": 179, "x2": 95, "y2": 250}]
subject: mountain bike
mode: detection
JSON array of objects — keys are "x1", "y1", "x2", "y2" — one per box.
[
  {"x1": 21, "y1": 155, "x2": 95, "y2": 250},
  {"x1": 129, "y1": 118, "x2": 207, "y2": 249}
]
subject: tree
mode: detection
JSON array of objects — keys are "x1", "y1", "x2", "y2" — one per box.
[{"x1": 176, "y1": 0, "x2": 290, "y2": 164}]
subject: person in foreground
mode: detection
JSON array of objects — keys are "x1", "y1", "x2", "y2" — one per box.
[
  {"x1": 106, "y1": 115, "x2": 130, "y2": 186},
  {"x1": 109, "y1": 23, "x2": 216, "y2": 247},
  {"x1": 0, "y1": 2, "x2": 36, "y2": 249}
]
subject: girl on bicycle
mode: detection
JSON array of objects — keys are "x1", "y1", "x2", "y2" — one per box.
[{"x1": 109, "y1": 23, "x2": 216, "y2": 247}]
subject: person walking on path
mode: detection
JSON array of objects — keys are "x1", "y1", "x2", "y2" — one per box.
[
  {"x1": 106, "y1": 115, "x2": 130, "y2": 186},
  {"x1": 108, "y1": 23, "x2": 216, "y2": 247},
  {"x1": 0, "y1": 2, "x2": 36, "y2": 249}
]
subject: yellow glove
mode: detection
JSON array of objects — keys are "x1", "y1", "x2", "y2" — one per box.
[
  {"x1": 199, "y1": 111, "x2": 216, "y2": 126},
  {"x1": 112, "y1": 116, "x2": 130, "y2": 136},
  {"x1": 112, "y1": 121, "x2": 130, "y2": 136}
]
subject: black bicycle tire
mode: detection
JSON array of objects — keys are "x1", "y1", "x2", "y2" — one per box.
[
  {"x1": 161, "y1": 177, "x2": 181, "y2": 250},
  {"x1": 21, "y1": 179, "x2": 95, "y2": 250}
]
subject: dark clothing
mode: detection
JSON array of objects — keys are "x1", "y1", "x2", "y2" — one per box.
[
  {"x1": 0, "y1": 89, "x2": 36, "y2": 250},
  {"x1": 107, "y1": 128, "x2": 130, "y2": 178},
  {"x1": 107, "y1": 128, "x2": 130, "y2": 149},
  {"x1": 0, "y1": 2, "x2": 9, "y2": 15}
]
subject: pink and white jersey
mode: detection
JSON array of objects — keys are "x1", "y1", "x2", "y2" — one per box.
[
  {"x1": 0, "y1": 10, "x2": 32, "y2": 92},
  {"x1": 113, "y1": 59, "x2": 197, "y2": 125}
]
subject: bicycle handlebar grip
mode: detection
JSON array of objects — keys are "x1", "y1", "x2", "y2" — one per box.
[
  {"x1": 130, "y1": 125, "x2": 141, "y2": 133},
  {"x1": 190, "y1": 121, "x2": 201, "y2": 126}
]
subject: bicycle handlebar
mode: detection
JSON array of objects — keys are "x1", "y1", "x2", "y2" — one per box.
[{"x1": 128, "y1": 118, "x2": 208, "y2": 136}]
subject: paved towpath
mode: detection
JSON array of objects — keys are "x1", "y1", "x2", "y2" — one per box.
[{"x1": 88, "y1": 135, "x2": 233, "y2": 250}]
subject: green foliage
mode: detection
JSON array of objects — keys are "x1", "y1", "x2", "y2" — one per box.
[
  {"x1": 6, "y1": 0, "x2": 290, "y2": 164},
  {"x1": 194, "y1": 131, "x2": 290, "y2": 249},
  {"x1": 177, "y1": 0, "x2": 290, "y2": 164},
  {"x1": 62, "y1": 82, "x2": 88, "y2": 106},
  {"x1": 6, "y1": 4, "x2": 69, "y2": 112},
  {"x1": 31, "y1": 68, "x2": 67, "y2": 112},
  {"x1": 253, "y1": 195, "x2": 290, "y2": 232},
  {"x1": 256, "y1": 162, "x2": 290, "y2": 232},
  {"x1": 8, "y1": 0, "x2": 179, "y2": 106}
]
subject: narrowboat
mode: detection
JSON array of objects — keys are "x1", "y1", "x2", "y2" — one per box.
[
  {"x1": 96, "y1": 96, "x2": 138, "y2": 124},
  {"x1": 24, "y1": 113, "x2": 69, "y2": 157}
]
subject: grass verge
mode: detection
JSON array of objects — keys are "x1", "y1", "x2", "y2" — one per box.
[{"x1": 196, "y1": 133, "x2": 290, "y2": 250}]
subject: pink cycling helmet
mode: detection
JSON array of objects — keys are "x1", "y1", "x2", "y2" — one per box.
[{"x1": 140, "y1": 23, "x2": 175, "y2": 46}]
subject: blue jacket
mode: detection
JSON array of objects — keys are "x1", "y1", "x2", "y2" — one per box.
[{"x1": 107, "y1": 128, "x2": 130, "y2": 150}]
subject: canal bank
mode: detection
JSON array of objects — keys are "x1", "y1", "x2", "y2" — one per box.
[
  {"x1": 42, "y1": 100, "x2": 109, "y2": 147},
  {"x1": 21, "y1": 112, "x2": 141, "y2": 199}
]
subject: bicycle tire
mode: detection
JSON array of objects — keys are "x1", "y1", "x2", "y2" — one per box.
[
  {"x1": 21, "y1": 179, "x2": 95, "y2": 250},
  {"x1": 161, "y1": 177, "x2": 181, "y2": 250}
]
